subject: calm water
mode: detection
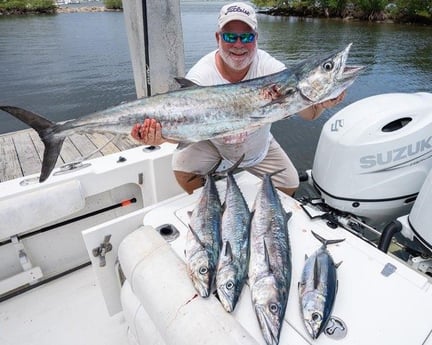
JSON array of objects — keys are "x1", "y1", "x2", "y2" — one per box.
[{"x1": 0, "y1": 0, "x2": 431, "y2": 173}]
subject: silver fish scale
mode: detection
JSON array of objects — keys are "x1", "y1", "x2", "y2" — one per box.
[
  {"x1": 249, "y1": 174, "x2": 292, "y2": 345},
  {"x1": 299, "y1": 243, "x2": 338, "y2": 339},
  {"x1": 185, "y1": 174, "x2": 222, "y2": 298},
  {"x1": 216, "y1": 172, "x2": 251, "y2": 312}
]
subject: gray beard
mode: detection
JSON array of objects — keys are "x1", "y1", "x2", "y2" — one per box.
[{"x1": 219, "y1": 45, "x2": 257, "y2": 71}]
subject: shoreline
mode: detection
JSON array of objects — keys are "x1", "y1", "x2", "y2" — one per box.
[
  {"x1": 0, "y1": 5, "x2": 120, "y2": 15},
  {"x1": 0, "y1": 4, "x2": 430, "y2": 25},
  {"x1": 257, "y1": 7, "x2": 432, "y2": 26}
]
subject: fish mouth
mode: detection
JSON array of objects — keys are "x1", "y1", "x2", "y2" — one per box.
[
  {"x1": 305, "y1": 321, "x2": 319, "y2": 339},
  {"x1": 190, "y1": 275, "x2": 211, "y2": 297},
  {"x1": 217, "y1": 288, "x2": 235, "y2": 312},
  {"x1": 254, "y1": 305, "x2": 280, "y2": 345},
  {"x1": 339, "y1": 65, "x2": 366, "y2": 82},
  {"x1": 336, "y1": 43, "x2": 366, "y2": 84}
]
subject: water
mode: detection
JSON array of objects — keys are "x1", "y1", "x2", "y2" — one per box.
[{"x1": 0, "y1": 0, "x2": 431, "y2": 174}]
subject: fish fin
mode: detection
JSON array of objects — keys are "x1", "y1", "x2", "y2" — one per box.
[
  {"x1": 209, "y1": 158, "x2": 223, "y2": 175},
  {"x1": 304, "y1": 254, "x2": 308, "y2": 261},
  {"x1": 40, "y1": 136, "x2": 66, "y2": 182},
  {"x1": 270, "y1": 168, "x2": 286, "y2": 178},
  {"x1": 174, "y1": 77, "x2": 199, "y2": 88},
  {"x1": 0, "y1": 105, "x2": 64, "y2": 182},
  {"x1": 311, "y1": 230, "x2": 345, "y2": 247},
  {"x1": 187, "y1": 211, "x2": 193, "y2": 218},
  {"x1": 313, "y1": 256, "x2": 320, "y2": 290},
  {"x1": 335, "y1": 261, "x2": 343, "y2": 269},
  {"x1": 263, "y1": 238, "x2": 273, "y2": 274},
  {"x1": 216, "y1": 153, "x2": 245, "y2": 175},
  {"x1": 222, "y1": 241, "x2": 233, "y2": 263},
  {"x1": 286, "y1": 211, "x2": 293, "y2": 222},
  {"x1": 176, "y1": 142, "x2": 192, "y2": 151},
  {"x1": 188, "y1": 225, "x2": 206, "y2": 248},
  {"x1": 189, "y1": 158, "x2": 223, "y2": 183}
]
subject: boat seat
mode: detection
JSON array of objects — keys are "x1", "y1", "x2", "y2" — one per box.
[{"x1": 0, "y1": 179, "x2": 85, "y2": 241}]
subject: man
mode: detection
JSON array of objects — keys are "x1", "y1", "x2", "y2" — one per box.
[{"x1": 131, "y1": 2, "x2": 344, "y2": 196}]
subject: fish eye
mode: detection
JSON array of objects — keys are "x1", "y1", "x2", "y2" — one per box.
[
  {"x1": 199, "y1": 266, "x2": 208, "y2": 275},
  {"x1": 226, "y1": 281, "x2": 234, "y2": 290},
  {"x1": 322, "y1": 61, "x2": 334, "y2": 71},
  {"x1": 312, "y1": 312, "x2": 322, "y2": 322},
  {"x1": 269, "y1": 303, "x2": 279, "y2": 314}
]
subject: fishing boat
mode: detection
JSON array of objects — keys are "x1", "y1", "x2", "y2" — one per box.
[
  {"x1": 1, "y1": 1, "x2": 432, "y2": 344},
  {"x1": 1, "y1": 90, "x2": 432, "y2": 345}
]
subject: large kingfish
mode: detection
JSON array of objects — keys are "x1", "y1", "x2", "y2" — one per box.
[
  {"x1": 248, "y1": 170, "x2": 292, "y2": 345},
  {"x1": 299, "y1": 231, "x2": 344, "y2": 339},
  {"x1": 0, "y1": 44, "x2": 364, "y2": 182},
  {"x1": 185, "y1": 167, "x2": 222, "y2": 298},
  {"x1": 215, "y1": 157, "x2": 251, "y2": 313}
]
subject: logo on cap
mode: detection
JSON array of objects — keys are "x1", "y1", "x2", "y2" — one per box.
[{"x1": 225, "y1": 5, "x2": 251, "y2": 16}]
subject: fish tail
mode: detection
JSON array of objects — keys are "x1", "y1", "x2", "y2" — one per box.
[
  {"x1": 269, "y1": 168, "x2": 286, "y2": 178},
  {"x1": 217, "y1": 154, "x2": 245, "y2": 176},
  {"x1": 311, "y1": 230, "x2": 345, "y2": 247},
  {"x1": 0, "y1": 105, "x2": 64, "y2": 182}
]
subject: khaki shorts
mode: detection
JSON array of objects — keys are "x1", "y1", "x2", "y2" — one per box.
[{"x1": 172, "y1": 138, "x2": 299, "y2": 189}]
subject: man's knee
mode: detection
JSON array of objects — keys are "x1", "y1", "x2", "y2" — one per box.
[
  {"x1": 174, "y1": 170, "x2": 204, "y2": 194},
  {"x1": 276, "y1": 186, "x2": 297, "y2": 197}
]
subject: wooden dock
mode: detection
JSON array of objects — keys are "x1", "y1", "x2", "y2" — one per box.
[{"x1": 0, "y1": 129, "x2": 140, "y2": 183}]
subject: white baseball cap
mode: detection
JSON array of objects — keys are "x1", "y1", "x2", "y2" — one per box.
[{"x1": 218, "y1": 2, "x2": 258, "y2": 31}]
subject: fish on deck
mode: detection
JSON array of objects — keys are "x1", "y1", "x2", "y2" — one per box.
[
  {"x1": 298, "y1": 230, "x2": 345, "y2": 339},
  {"x1": 248, "y1": 170, "x2": 292, "y2": 345}
]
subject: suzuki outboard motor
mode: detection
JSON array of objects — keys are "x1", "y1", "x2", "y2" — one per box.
[
  {"x1": 379, "y1": 169, "x2": 432, "y2": 274},
  {"x1": 404, "y1": 167, "x2": 432, "y2": 252},
  {"x1": 312, "y1": 92, "x2": 432, "y2": 228}
]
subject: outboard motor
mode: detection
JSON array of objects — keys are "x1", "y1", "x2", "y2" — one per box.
[
  {"x1": 312, "y1": 92, "x2": 432, "y2": 229},
  {"x1": 378, "y1": 168, "x2": 432, "y2": 274},
  {"x1": 402, "y1": 167, "x2": 432, "y2": 252}
]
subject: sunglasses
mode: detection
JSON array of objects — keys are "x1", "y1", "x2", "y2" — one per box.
[{"x1": 220, "y1": 32, "x2": 256, "y2": 44}]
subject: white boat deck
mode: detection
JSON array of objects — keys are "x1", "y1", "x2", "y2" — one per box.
[
  {"x1": 1, "y1": 170, "x2": 432, "y2": 345},
  {"x1": 0, "y1": 266, "x2": 128, "y2": 345}
]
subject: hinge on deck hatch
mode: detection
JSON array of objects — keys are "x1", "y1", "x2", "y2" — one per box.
[{"x1": 92, "y1": 235, "x2": 113, "y2": 267}]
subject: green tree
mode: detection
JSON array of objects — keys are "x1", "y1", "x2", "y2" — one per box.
[
  {"x1": 395, "y1": 0, "x2": 430, "y2": 16},
  {"x1": 319, "y1": 0, "x2": 348, "y2": 16},
  {"x1": 104, "y1": 0, "x2": 122, "y2": 10},
  {"x1": 356, "y1": 0, "x2": 388, "y2": 19},
  {"x1": 0, "y1": 0, "x2": 56, "y2": 12}
]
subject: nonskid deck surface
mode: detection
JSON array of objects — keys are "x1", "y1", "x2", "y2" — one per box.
[{"x1": 0, "y1": 266, "x2": 128, "y2": 345}]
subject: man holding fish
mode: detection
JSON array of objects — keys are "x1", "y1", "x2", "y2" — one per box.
[{"x1": 132, "y1": 1, "x2": 345, "y2": 196}]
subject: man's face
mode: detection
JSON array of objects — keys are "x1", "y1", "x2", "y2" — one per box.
[{"x1": 217, "y1": 20, "x2": 257, "y2": 71}]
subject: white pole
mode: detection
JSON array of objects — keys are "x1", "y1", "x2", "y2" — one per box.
[{"x1": 122, "y1": 0, "x2": 185, "y2": 98}]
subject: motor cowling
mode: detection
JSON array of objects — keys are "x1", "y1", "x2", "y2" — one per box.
[
  {"x1": 312, "y1": 92, "x2": 432, "y2": 228},
  {"x1": 407, "y1": 168, "x2": 432, "y2": 250}
]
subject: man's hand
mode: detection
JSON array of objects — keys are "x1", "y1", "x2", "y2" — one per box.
[
  {"x1": 298, "y1": 91, "x2": 346, "y2": 121},
  {"x1": 131, "y1": 119, "x2": 166, "y2": 145},
  {"x1": 319, "y1": 91, "x2": 346, "y2": 110}
]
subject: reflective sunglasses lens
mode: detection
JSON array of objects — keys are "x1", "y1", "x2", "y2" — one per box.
[
  {"x1": 221, "y1": 32, "x2": 255, "y2": 43},
  {"x1": 222, "y1": 33, "x2": 237, "y2": 43},
  {"x1": 240, "y1": 33, "x2": 255, "y2": 43}
]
